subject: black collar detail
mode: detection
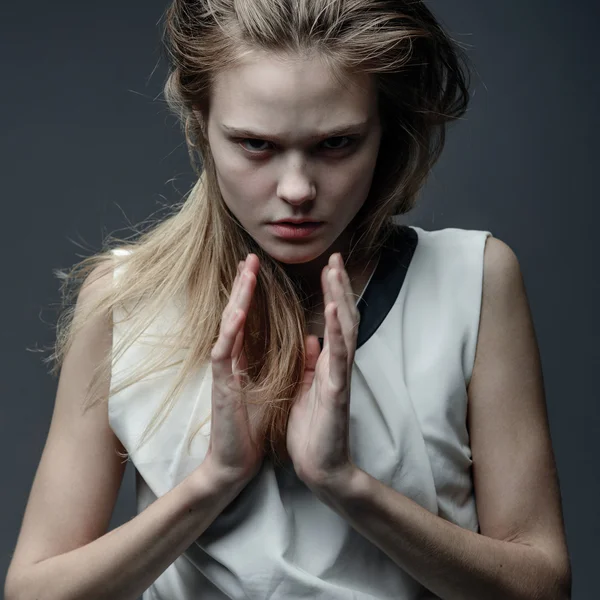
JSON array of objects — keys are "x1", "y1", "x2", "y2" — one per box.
[{"x1": 318, "y1": 225, "x2": 418, "y2": 350}]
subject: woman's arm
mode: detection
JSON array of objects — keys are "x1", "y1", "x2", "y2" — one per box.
[
  {"x1": 6, "y1": 468, "x2": 245, "y2": 600},
  {"x1": 4, "y1": 265, "x2": 247, "y2": 600},
  {"x1": 307, "y1": 237, "x2": 572, "y2": 600}
]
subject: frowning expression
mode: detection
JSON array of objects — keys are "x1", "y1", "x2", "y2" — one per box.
[{"x1": 204, "y1": 50, "x2": 382, "y2": 266}]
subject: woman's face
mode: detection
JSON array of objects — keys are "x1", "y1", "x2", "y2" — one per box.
[{"x1": 203, "y1": 50, "x2": 382, "y2": 266}]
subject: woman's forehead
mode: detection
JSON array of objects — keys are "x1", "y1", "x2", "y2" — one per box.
[{"x1": 209, "y1": 52, "x2": 378, "y2": 136}]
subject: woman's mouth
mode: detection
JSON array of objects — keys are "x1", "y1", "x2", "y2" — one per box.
[{"x1": 268, "y1": 222, "x2": 323, "y2": 239}]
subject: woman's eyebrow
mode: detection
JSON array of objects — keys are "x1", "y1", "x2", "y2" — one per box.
[{"x1": 220, "y1": 121, "x2": 370, "y2": 143}]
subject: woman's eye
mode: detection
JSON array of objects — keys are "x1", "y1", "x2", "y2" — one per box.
[
  {"x1": 321, "y1": 136, "x2": 354, "y2": 151},
  {"x1": 238, "y1": 135, "x2": 357, "y2": 155},
  {"x1": 239, "y1": 139, "x2": 272, "y2": 153}
]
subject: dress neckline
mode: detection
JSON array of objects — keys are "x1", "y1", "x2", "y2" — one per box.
[{"x1": 317, "y1": 224, "x2": 418, "y2": 350}]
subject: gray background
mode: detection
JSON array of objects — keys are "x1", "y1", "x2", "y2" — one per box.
[{"x1": 1, "y1": 0, "x2": 598, "y2": 597}]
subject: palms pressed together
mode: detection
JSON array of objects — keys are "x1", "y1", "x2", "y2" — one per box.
[{"x1": 286, "y1": 253, "x2": 361, "y2": 489}]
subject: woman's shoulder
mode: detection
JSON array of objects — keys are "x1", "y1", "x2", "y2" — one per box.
[
  {"x1": 110, "y1": 247, "x2": 133, "y2": 257},
  {"x1": 396, "y1": 224, "x2": 493, "y2": 288},
  {"x1": 404, "y1": 224, "x2": 493, "y2": 246},
  {"x1": 108, "y1": 246, "x2": 137, "y2": 284}
]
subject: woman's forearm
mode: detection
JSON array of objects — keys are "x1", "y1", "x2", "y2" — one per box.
[
  {"x1": 5, "y1": 464, "x2": 246, "y2": 600},
  {"x1": 311, "y1": 468, "x2": 571, "y2": 600}
]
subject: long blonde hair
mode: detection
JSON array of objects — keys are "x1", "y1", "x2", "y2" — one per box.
[{"x1": 47, "y1": 0, "x2": 470, "y2": 465}]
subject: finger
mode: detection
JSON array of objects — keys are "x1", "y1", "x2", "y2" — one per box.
[
  {"x1": 341, "y1": 262, "x2": 360, "y2": 318},
  {"x1": 334, "y1": 253, "x2": 360, "y2": 340},
  {"x1": 243, "y1": 253, "x2": 260, "y2": 277},
  {"x1": 231, "y1": 257, "x2": 248, "y2": 295},
  {"x1": 325, "y1": 252, "x2": 347, "y2": 305},
  {"x1": 321, "y1": 264, "x2": 333, "y2": 307},
  {"x1": 339, "y1": 265, "x2": 359, "y2": 315},
  {"x1": 211, "y1": 306, "x2": 246, "y2": 382},
  {"x1": 230, "y1": 260, "x2": 246, "y2": 306},
  {"x1": 327, "y1": 267, "x2": 356, "y2": 353},
  {"x1": 244, "y1": 255, "x2": 261, "y2": 313},
  {"x1": 303, "y1": 335, "x2": 321, "y2": 376},
  {"x1": 232, "y1": 259, "x2": 246, "y2": 302},
  {"x1": 231, "y1": 326, "x2": 246, "y2": 374},
  {"x1": 298, "y1": 334, "x2": 321, "y2": 397},
  {"x1": 224, "y1": 258, "x2": 244, "y2": 309},
  {"x1": 325, "y1": 302, "x2": 348, "y2": 393},
  {"x1": 306, "y1": 334, "x2": 321, "y2": 368},
  {"x1": 232, "y1": 255, "x2": 258, "y2": 315},
  {"x1": 215, "y1": 258, "x2": 250, "y2": 368},
  {"x1": 233, "y1": 261, "x2": 257, "y2": 322},
  {"x1": 231, "y1": 256, "x2": 258, "y2": 364},
  {"x1": 222, "y1": 271, "x2": 241, "y2": 324},
  {"x1": 321, "y1": 265, "x2": 334, "y2": 350},
  {"x1": 336, "y1": 254, "x2": 355, "y2": 302}
]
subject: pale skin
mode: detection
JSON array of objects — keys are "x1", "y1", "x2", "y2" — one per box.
[
  {"x1": 199, "y1": 49, "x2": 382, "y2": 304},
  {"x1": 205, "y1": 50, "x2": 572, "y2": 598},
  {"x1": 227, "y1": 242, "x2": 571, "y2": 599},
  {"x1": 4, "y1": 48, "x2": 570, "y2": 600}
]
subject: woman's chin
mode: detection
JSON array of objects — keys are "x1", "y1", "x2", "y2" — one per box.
[
  {"x1": 252, "y1": 237, "x2": 325, "y2": 265},
  {"x1": 268, "y1": 246, "x2": 327, "y2": 266}
]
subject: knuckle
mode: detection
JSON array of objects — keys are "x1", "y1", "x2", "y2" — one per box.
[{"x1": 211, "y1": 340, "x2": 229, "y2": 362}]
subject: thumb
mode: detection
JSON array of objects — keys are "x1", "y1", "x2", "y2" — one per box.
[
  {"x1": 299, "y1": 335, "x2": 321, "y2": 392},
  {"x1": 304, "y1": 335, "x2": 321, "y2": 370}
]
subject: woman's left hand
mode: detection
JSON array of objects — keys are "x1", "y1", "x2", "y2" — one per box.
[{"x1": 286, "y1": 253, "x2": 360, "y2": 490}]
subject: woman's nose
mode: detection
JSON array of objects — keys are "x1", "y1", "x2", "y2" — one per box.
[{"x1": 276, "y1": 160, "x2": 316, "y2": 206}]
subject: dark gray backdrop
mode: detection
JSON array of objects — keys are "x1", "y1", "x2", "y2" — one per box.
[{"x1": 2, "y1": 1, "x2": 598, "y2": 598}]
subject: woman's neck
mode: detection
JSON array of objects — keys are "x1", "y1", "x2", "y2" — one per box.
[
  {"x1": 282, "y1": 229, "x2": 360, "y2": 296},
  {"x1": 296, "y1": 254, "x2": 379, "y2": 339}
]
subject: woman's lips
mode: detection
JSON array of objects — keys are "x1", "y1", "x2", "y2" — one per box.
[{"x1": 268, "y1": 222, "x2": 323, "y2": 239}]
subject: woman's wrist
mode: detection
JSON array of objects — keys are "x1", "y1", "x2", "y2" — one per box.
[{"x1": 186, "y1": 458, "x2": 254, "y2": 509}]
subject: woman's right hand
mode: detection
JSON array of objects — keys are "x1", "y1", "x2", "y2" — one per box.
[{"x1": 202, "y1": 254, "x2": 265, "y2": 488}]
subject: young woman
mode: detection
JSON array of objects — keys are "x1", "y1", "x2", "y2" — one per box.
[{"x1": 5, "y1": 1, "x2": 571, "y2": 599}]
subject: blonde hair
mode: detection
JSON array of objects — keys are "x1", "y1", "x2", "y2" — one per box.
[{"x1": 47, "y1": 0, "x2": 471, "y2": 466}]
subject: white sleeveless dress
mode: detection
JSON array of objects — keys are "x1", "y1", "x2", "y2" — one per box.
[{"x1": 109, "y1": 224, "x2": 492, "y2": 599}]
